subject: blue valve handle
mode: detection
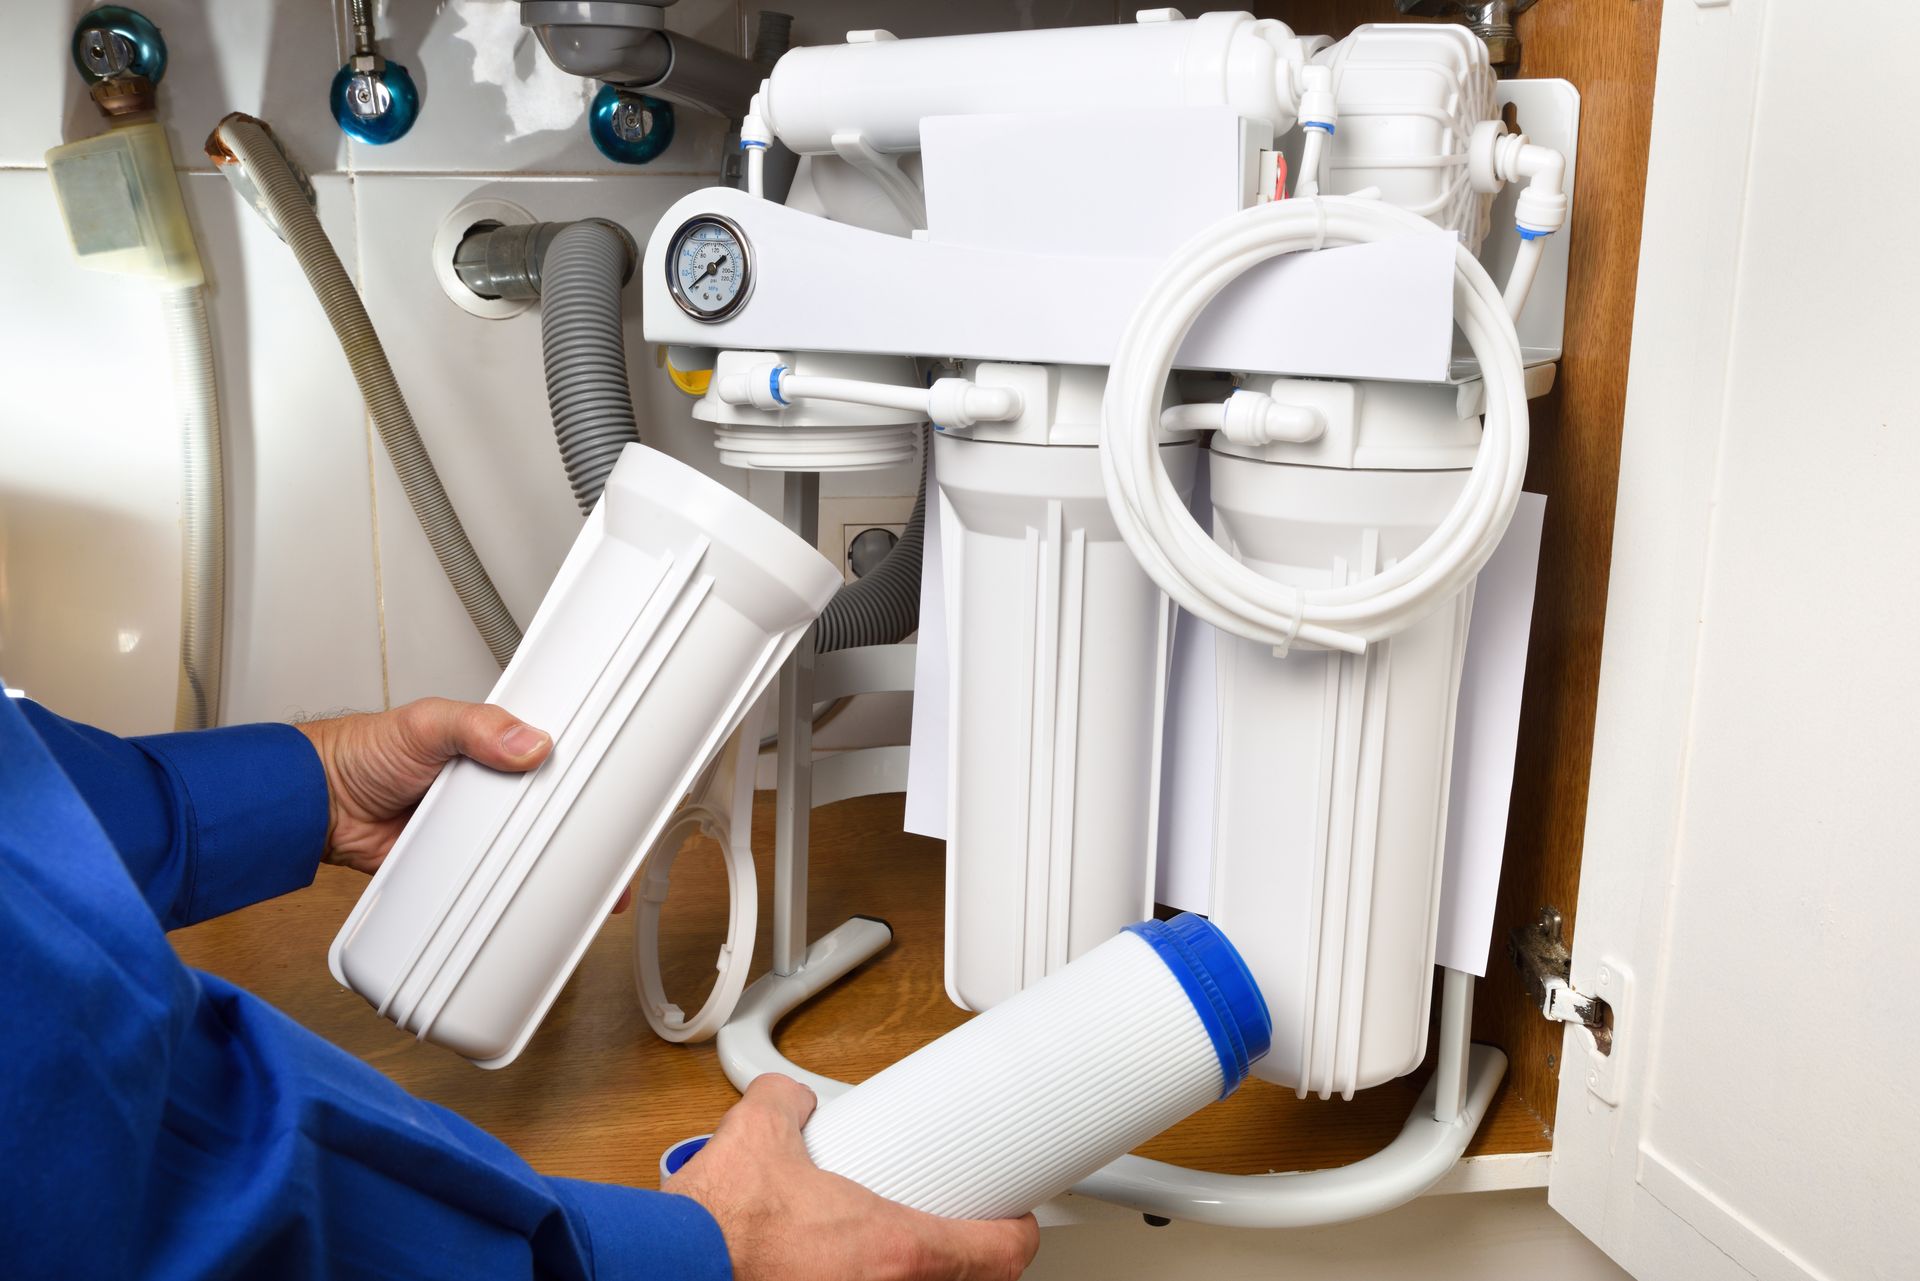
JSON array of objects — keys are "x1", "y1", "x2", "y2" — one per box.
[
  {"x1": 330, "y1": 59, "x2": 421, "y2": 145},
  {"x1": 589, "y1": 85, "x2": 676, "y2": 165},
  {"x1": 71, "y1": 6, "x2": 168, "y2": 86}
]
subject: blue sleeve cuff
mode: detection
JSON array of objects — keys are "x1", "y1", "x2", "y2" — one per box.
[
  {"x1": 547, "y1": 1179, "x2": 732, "y2": 1281},
  {"x1": 131, "y1": 723, "x2": 330, "y2": 925}
]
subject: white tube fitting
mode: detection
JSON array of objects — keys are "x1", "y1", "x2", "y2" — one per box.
[
  {"x1": 1295, "y1": 64, "x2": 1337, "y2": 198},
  {"x1": 1298, "y1": 63, "x2": 1337, "y2": 133},
  {"x1": 718, "y1": 366, "x2": 1024, "y2": 428},
  {"x1": 1222, "y1": 388, "x2": 1322, "y2": 446},
  {"x1": 718, "y1": 363, "x2": 790, "y2": 410},
  {"x1": 742, "y1": 82, "x2": 772, "y2": 199},
  {"x1": 927, "y1": 377, "x2": 1023, "y2": 429},
  {"x1": 1160, "y1": 391, "x2": 1323, "y2": 447},
  {"x1": 1493, "y1": 134, "x2": 1569, "y2": 237}
]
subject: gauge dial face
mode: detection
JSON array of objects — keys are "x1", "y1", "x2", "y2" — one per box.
[{"x1": 668, "y1": 216, "x2": 751, "y2": 321}]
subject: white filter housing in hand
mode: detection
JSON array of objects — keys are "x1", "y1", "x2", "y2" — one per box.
[
  {"x1": 329, "y1": 444, "x2": 842, "y2": 1066},
  {"x1": 802, "y1": 914, "x2": 1271, "y2": 1220}
]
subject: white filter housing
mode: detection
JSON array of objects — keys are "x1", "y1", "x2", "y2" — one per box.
[
  {"x1": 936, "y1": 428, "x2": 1195, "y2": 1012},
  {"x1": 330, "y1": 444, "x2": 842, "y2": 1066},
  {"x1": 1207, "y1": 394, "x2": 1474, "y2": 1097},
  {"x1": 803, "y1": 914, "x2": 1271, "y2": 1219},
  {"x1": 762, "y1": 11, "x2": 1307, "y2": 156}
]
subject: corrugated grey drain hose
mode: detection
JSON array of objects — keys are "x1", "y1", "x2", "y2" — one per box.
[
  {"x1": 526, "y1": 217, "x2": 925, "y2": 649},
  {"x1": 539, "y1": 220, "x2": 643, "y2": 514},
  {"x1": 813, "y1": 438, "x2": 926, "y2": 653},
  {"x1": 211, "y1": 114, "x2": 522, "y2": 667}
]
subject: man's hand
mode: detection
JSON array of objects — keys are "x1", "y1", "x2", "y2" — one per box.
[
  {"x1": 295, "y1": 698, "x2": 552, "y2": 876},
  {"x1": 665, "y1": 1075, "x2": 1039, "y2": 1281}
]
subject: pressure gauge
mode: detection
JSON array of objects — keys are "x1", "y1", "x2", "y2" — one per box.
[{"x1": 666, "y1": 215, "x2": 752, "y2": 322}]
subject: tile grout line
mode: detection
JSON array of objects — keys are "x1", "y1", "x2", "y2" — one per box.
[{"x1": 331, "y1": 0, "x2": 395, "y2": 709}]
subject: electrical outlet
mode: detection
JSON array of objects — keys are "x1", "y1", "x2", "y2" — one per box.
[{"x1": 817, "y1": 495, "x2": 915, "y2": 583}]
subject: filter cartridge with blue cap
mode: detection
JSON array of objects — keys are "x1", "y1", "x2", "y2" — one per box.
[{"x1": 795, "y1": 913, "x2": 1271, "y2": 1220}]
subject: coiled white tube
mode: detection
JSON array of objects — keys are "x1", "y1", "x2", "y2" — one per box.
[{"x1": 1098, "y1": 195, "x2": 1529, "y2": 655}]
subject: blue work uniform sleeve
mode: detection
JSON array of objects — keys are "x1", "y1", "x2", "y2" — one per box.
[
  {"x1": 1, "y1": 694, "x2": 734, "y2": 1280},
  {"x1": 15, "y1": 700, "x2": 329, "y2": 928},
  {"x1": 551, "y1": 1178, "x2": 735, "y2": 1281}
]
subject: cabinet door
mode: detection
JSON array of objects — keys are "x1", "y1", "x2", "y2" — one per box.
[{"x1": 1546, "y1": 2, "x2": 1920, "y2": 1278}]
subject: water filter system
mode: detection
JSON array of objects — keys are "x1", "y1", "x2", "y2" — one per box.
[{"x1": 304, "y1": 6, "x2": 1574, "y2": 1231}]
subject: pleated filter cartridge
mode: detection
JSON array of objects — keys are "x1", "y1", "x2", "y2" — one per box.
[{"x1": 801, "y1": 913, "x2": 1271, "y2": 1220}]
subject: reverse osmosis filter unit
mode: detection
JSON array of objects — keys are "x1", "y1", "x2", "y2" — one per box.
[{"x1": 321, "y1": 3, "x2": 1568, "y2": 1223}]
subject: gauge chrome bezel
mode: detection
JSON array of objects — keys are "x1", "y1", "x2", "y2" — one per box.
[{"x1": 665, "y1": 213, "x2": 753, "y2": 323}]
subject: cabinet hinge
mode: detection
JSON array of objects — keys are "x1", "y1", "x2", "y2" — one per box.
[{"x1": 1508, "y1": 906, "x2": 1612, "y2": 1053}]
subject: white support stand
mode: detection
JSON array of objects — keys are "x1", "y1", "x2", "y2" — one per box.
[
  {"x1": 718, "y1": 931, "x2": 1504, "y2": 1226},
  {"x1": 714, "y1": 466, "x2": 1504, "y2": 1228},
  {"x1": 772, "y1": 471, "x2": 820, "y2": 977}
]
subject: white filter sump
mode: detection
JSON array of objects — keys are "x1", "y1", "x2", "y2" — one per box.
[
  {"x1": 802, "y1": 913, "x2": 1271, "y2": 1220},
  {"x1": 329, "y1": 443, "x2": 842, "y2": 1067},
  {"x1": 936, "y1": 434, "x2": 1196, "y2": 1013}
]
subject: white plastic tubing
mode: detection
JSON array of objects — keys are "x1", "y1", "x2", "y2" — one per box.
[
  {"x1": 1100, "y1": 195, "x2": 1528, "y2": 655},
  {"x1": 803, "y1": 915, "x2": 1271, "y2": 1220},
  {"x1": 716, "y1": 365, "x2": 1023, "y2": 431},
  {"x1": 217, "y1": 116, "x2": 522, "y2": 667},
  {"x1": 162, "y1": 285, "x2": 225, "y2": 730}
]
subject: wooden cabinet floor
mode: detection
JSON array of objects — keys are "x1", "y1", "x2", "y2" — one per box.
[{"x1": 172, "y1": 792, "x2": 1550, "y2": 1190}]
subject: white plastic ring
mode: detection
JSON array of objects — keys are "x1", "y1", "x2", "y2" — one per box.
[{"x1": 632, "y1": 800, "x2": 758, "y2": 1043}]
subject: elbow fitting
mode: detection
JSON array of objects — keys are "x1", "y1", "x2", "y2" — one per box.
[
  {"x1": 453, "y1": 218, "x2": 636, "y2": 302},
  {"x1": 1159, "y1": 392, "x2": 1324, "y2": 447},
  {"x1": 741, "y1": 83, "x2": 773, "y2": 152},
  {"x1": 1298, "y1": 64, "x2": 1338, "y2": 135},
  {"x1": 1511, "y1": 143, "x2": 1568, "y2": 237},
  {"x1": 1469, "y1": 123, "x2": 1569, "y2": 236},
  {"x1": 928, "y1": 378, "x2": 1021, "y2": 430},
  {"x1": 719, "y1": 363, "x2": 789, "y2": 410}
]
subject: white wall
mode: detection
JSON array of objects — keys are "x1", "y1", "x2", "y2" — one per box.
[{"x1": 0, "y1": 0, "x2": 1116, "y2": 733}]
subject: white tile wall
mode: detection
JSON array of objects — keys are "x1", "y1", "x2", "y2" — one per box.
[
  {"x1": 1, "y1": 1, "x2": 346, "y2": 174},
  {"x1": 3, "y1": 0, "x2": 1144, "y2": 732},
  {"x1": 354, "y1": 171, "x2": 719, "y2": 703}
]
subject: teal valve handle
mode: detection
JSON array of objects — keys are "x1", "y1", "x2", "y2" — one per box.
[
  {"x1": 72, "y1": 6, "x2": 168, "y2": 86},
  {"x1": 589, "y1": 86, "x2": 675, "y2": 165},
  {"x1": 331, "y1": 58, "x2": 421, "y2": 145}
]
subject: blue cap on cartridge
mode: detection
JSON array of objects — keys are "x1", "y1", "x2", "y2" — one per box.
[
  {"x1": 1123, "y1": 914, "x2": 1272, "y2": 1098},
  {"x1": 661, "y1": 1134, "x2": 710, "y2": 1178}
]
